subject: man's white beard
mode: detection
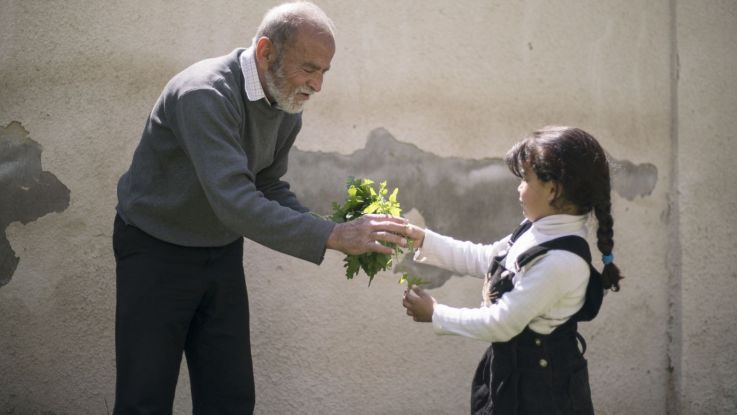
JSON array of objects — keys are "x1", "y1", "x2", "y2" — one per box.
[{"x1": 264, "y1": 64, "x2": 313, "y2": 114}]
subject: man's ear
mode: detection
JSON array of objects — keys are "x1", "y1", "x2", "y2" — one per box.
[{"x1": 255, "y1": 36, "x2": 274, "y2": 67}]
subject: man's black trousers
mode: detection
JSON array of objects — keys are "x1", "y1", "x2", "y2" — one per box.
[{"x1": 113, "y1": 215, "x2": 254, "y2": 414}]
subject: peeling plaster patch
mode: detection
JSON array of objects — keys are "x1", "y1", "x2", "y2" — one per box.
[
  {"x1": 286, "y1": 128, "x2": 658, "y2": 288},
  {"x1": 0, "y1": 121, "x2": 70, "y2": 287},
  {"x1": 610, "y1": 157, "x2": 658, "y2": 200}
]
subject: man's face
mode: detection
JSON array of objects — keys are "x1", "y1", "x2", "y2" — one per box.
[{"x1": 265, "y1": 26, "x2": 335, "y2": 114}]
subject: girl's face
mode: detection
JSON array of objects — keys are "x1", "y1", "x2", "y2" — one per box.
[{"x1": 518, "y1": 166, "x2": 558, "y2": 221}]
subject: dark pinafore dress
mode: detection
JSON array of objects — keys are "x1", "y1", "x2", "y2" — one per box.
[{"x1": 471, "y1": 221, "x2": 604, "y2": 415}]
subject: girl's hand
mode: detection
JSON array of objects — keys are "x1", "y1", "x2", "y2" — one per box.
[
  {"x1": 402, "y1": 286, "x2": 436, "y2": 322},
  {"x1": 402, "y1": 222, "x2": 426, "y2": 249}
]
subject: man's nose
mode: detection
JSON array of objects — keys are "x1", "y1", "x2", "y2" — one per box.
[{"x1": 307, "y1": 72, "x2": 323, "y2": 92}]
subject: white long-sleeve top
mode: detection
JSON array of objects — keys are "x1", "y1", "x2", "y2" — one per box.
[{"x1": 414, "y1": 214, "x2": 591, "y2": 343}]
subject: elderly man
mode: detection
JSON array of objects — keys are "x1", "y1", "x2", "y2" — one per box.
[{"x1": 113, "y1": 2, "x2": 406, "y2": 413}]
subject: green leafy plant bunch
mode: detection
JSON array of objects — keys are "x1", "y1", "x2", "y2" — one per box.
[{"x1": 331, "y1": 177, "x2": 424, "y2": 286}]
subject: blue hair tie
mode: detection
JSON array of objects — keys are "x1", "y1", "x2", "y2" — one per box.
[{"x1": 602, "y1": 254, "x2": 614, "y2": 265}]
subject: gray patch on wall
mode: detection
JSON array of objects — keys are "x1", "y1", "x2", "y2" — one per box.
[
  {"x1": 285, "y1": 127, "x2": 657, "y2": 288},
  {"x1": 0, "y1": 121, "x2": 70, "y2": 287}
]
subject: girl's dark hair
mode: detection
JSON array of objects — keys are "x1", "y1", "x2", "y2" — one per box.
[{"x1": 504, "y1": 126, "x2": 623, "y2": 291}]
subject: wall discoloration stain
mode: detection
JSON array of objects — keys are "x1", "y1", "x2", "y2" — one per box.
[
  {"x1": 286, "y1": 128, "x2": 657, "y2": 287},
  {"x1": 0, "y1": 121, "x2": 70, "y2": 287},
  {"x1": 611, "y1": 158, "x2": 658, "y2": 200}
]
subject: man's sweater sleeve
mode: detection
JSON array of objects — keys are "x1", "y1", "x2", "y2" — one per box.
[{"x1": 171, "y1": 87, "x2": 334, "y2": 264}]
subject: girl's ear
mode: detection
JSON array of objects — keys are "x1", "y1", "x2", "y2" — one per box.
[{"x1": 546, "y1": 181, "x2": 559, "y2": 204}]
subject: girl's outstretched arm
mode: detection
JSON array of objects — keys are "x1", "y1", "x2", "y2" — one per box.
[
  {"x1": 402, "y1": 286, "x2": 436, "y2": 322},
  {"x1": 401, "y1": 223, "x2": 426, "y2": 248}
]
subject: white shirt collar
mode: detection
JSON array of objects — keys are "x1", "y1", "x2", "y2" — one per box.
[
  {"x1": 529, "y1": 214, "x2": 589, "y2": 237},
  {"x1": 240, "y1": 47, "x2": 271, "y2": 104}
]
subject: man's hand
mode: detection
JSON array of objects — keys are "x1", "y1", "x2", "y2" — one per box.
[
  {"x1": 402, "y1": 286, "x2": 435, "y2": 322},
  {"x1": 326, "y1": 214, "x2": 408, "y2": 255}
]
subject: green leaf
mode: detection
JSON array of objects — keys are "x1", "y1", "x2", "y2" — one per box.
[
  {"x1": 345, "y1": 256, "x2": 361, "y2": 279},
  {"x1": 399, "y1": 273, "x2": 428, "y2": 287},
  {"x1": 363, "y1": 201, "x2": 380, "y2": 214},
  {"x1": 331, "y1": 177, "x2": 426, "y2": 287}
]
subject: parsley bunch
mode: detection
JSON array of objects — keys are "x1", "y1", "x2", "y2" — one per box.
[{"x1": 331, "y1": 177, "x2": 424, "y2": 286}]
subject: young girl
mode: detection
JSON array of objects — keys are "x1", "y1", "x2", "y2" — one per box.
[{"x1": 402, "y1": 126, "x2": 622, "y2": 415}]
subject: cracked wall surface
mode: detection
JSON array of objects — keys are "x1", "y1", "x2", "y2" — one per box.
[{"x1": 1, "y1": 1, "x2": 735, "y2": 414}]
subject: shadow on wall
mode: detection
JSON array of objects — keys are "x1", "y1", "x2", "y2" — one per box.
[
  {"x1": 0, "y1": 121, "x2": 70, "y2": 287},
  {"x1": 286, "y1": 128, "x2": 657, "y2": 288}
]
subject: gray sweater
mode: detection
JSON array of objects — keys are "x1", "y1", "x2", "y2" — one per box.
[{"x1": 117, "y1": 48, "x2": 334, "y2": 264}]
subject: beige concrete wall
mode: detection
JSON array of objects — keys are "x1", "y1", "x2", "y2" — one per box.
[
  {"x1": 0, "y1": 1, "x2": 734, "y2": 414},
  {"x1": 674, "y1": 1, "x2": 737, "y2": 413}
]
